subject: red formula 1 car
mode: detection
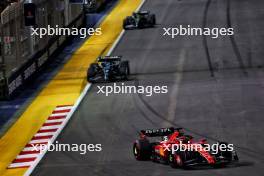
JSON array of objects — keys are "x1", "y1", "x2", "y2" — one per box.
[{"x1": 133, "y1": 127, "x2": 239, "y2": 168}]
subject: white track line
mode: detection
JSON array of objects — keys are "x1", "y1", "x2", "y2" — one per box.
[
  {"x1": 29, "y1": 139, "x2": 50, "y2": 144},
  {"x1": 106, "y1": 0, "x2": 146, "y2": 55},
  {"x1": 45, "y1": 119, "x2": 65, "y2": 123},
  {"x1": 24, "y1": 0, "x2": 147, "y2": 175},
  {"x1": 34, "y1": 132, "x2": 56, "y2": 137},
  {"x1": 9, "y1": 162, "x2": 33, "y2": 169},
  {"x1": 22, "y1": 147, "x2": 41, "y2": 152},
  {"x1": 9, "y1": 105, "x2": 72, "y2": 171},
  {"x1": 54, "y1": 106, "x2": 72, "y2": 111},
  {"x1": 40, "y1": 125, "x2": 61, "y2": 130},
  {"x1": 24, "y1": 85, "x2": 90, "y2": 176},
  {"x1": 16, "y1": 154, "x2": 39, "y2": 159},
  {"x1": 49, "y1": 113, "x2": 68, "y2": 117}
]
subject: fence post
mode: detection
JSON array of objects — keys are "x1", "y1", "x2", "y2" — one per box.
[{"x1": 0, "y1": 23, "x2": 8, "y2": 99}]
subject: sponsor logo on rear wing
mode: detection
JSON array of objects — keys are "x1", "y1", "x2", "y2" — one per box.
[
  {"x1": 137, "y1": 11, "x2": 149, "y2": 15},
  {"x1": 97, "y1": 56, "x2": 122, "y2": 62},
  {"x1": 140, "y1": 127, "x2": 183, "y2": 137}
]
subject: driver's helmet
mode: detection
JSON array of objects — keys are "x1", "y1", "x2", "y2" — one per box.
[
  {"x1": 162, "y1": 136, "x2": 168, "y2": 142},
  {"x1": 102, "y1": 62, "x2": 111, "y2": 68}
]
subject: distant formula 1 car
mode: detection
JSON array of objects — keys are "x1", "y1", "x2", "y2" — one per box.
[
  {"x1": 133, "y1": 127, "x2": 239, "y2": 169},
  {"x1": 87, "y1": 56, "x2": 130, "y2": 83},
  {"x1": 123, "y1": 11, "x2": 156, "y2": 30}
]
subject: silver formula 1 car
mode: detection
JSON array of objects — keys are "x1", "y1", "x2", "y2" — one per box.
[
  {"x1": 87, "y1": 56, "x2": 130, "y2": 83},
  {"x1": 123, "y1": 11, "x2": 156, "y2": 30}
]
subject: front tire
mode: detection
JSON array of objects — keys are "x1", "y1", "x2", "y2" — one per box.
[
  {"x1": 119, "y1": 61, "x2": 130, "y2": 80},
  {"x1": 133, "y1": 139, "x2": 151, "y2": 160},
  {"x1": 169, "y1": 152, "x2": 186, "y2": 168},
  {"x1": 138, "y1": 19, "x2": 145, "y2": 29},
  {"x1": 150, "y1": 14, "x2": 156, "y2": 26},
  {"x1": 217, "y1": 142, "x2": 233, "y2": 162},
  {"x1": 233, "y1": 151, "x2": 239, "y2": 161}
]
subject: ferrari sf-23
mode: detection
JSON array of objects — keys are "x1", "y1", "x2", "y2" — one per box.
[{"x1": 133, "y1": 127, "x2": 239, "y2": 169}]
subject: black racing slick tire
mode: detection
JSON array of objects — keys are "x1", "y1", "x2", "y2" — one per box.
[
  {"x1": 150, "y1": 14, "x2": 156, "y2": 26},
  {"x1": 87, "y1": 63, "x2": 98, "y2": 82},
  {"x1": 138, "y1": 19, "x2": 145, "y2": 29},
  {"x1": 133, "y1": 139, "x2": 151, "y2": 160},
  {"x1": 120, "y1": 61, "x2": 130, "y2": 79},
  {"x1": 216, "y1": 141, "x2": 239, "y2": 163},
  {"x1": 169, "y1": 152, "x2": 186, "y2": 168},
  {"x1": 218, "y1": 142, "x2": 233, "y2": 161},
  {"x1": 233, "y1": 151, "x2": 239, "y2": 161}
]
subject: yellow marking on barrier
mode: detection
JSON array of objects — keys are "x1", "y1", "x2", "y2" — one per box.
[{"x1": 0, "y1": 0, "x2": 142, "y2": 175}]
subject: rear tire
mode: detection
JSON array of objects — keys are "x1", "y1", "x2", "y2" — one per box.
[
  {"x1": 233, "y1": 151, "x2": 239, "y2": 161},
  {"x1": 133, "y1": 139, "x2": 151, "y2": 160},
  {"x1": 138, "y1": 19, "x2": 144, "y2": 29},
  {"x1": 120, "y1": 61, "x2": 130, "y2": 80},
  {"x1": 150, "y1": 14, "x2": 156, "y2": 26},
  {"x1": 218, "y1": 142, "x2": 232, "y2": 161},
  {"x1": 87, "y1": 63, "x2": 98, "y2": 82},
  {"x1": 169, "y1": 152, "x2": 186, "y2": 168}
]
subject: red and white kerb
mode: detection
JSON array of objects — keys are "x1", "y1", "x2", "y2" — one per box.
[{"x1": 8, "y1": 105, "x2": 73, "y2": 169}]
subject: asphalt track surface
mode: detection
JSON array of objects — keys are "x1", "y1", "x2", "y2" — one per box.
[{"x1": 33, "y1": 0, "x2": 264, "y2": 175}]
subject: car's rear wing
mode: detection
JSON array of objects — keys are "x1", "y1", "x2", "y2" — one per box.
[
  {"x1": 140, "y1": 127, "x2": 183, "y2": 137},
  {"x1": 98, "y1": 56, "x2": 122, "y2": 62},
  {"x1": 137, "y1": 11, "x2": 149, "y2": 15}
]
